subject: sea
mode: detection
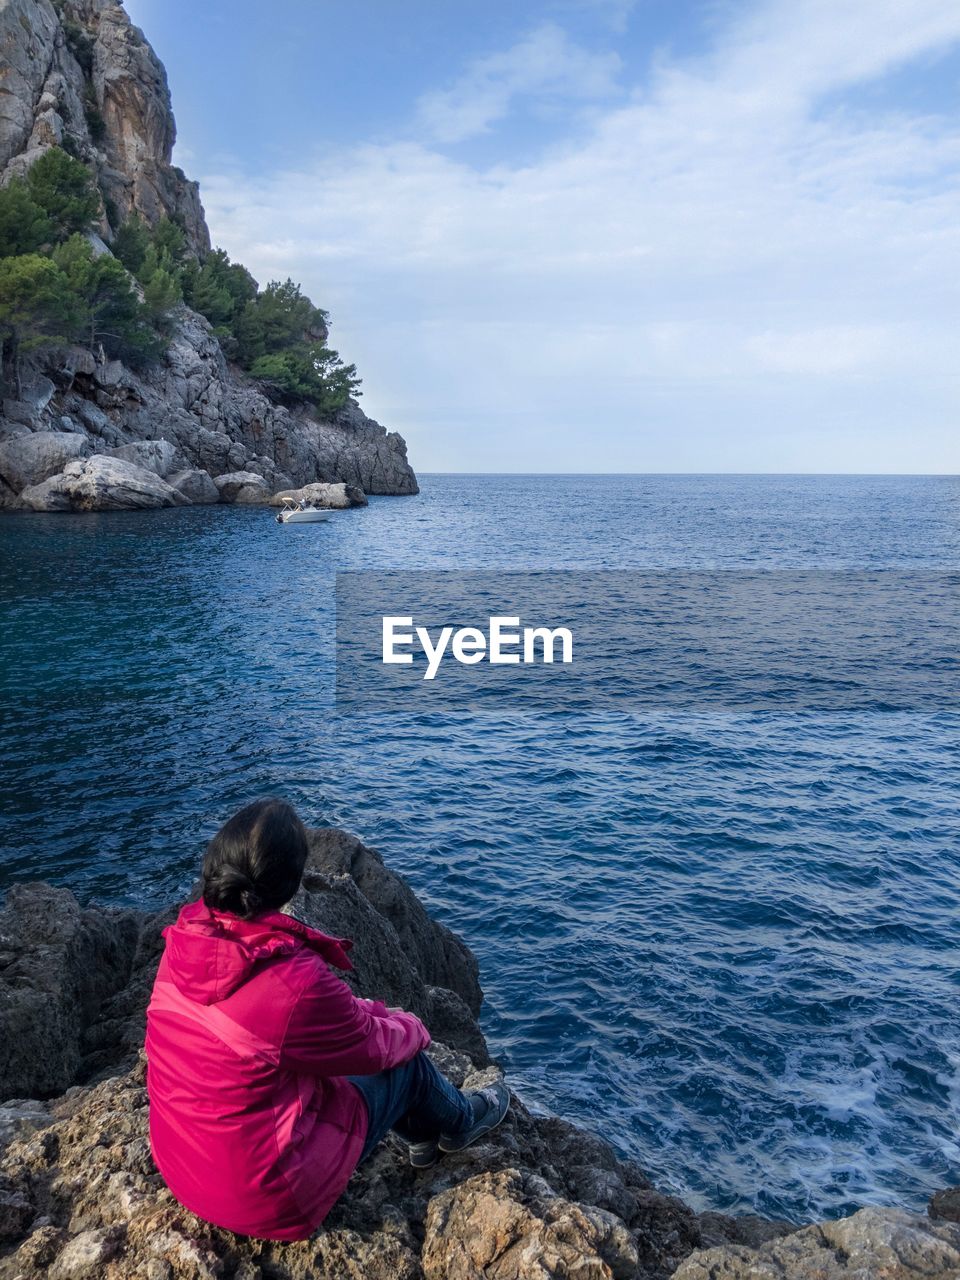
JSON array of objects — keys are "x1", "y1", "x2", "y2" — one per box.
[{"x1": 1, "y1": 473, "x2": 958, "y2": 1223}]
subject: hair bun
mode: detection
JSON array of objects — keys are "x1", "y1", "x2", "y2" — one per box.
[
  {"x1": 239, "y1": 886, "x2": 264, "y2": 915},
  {"x1": 205, "y1": 864, "x2": 263, "y2": 916}
]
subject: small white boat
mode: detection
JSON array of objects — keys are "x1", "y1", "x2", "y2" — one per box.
[{"x1": 276, "y1": 497, "x2": 330, "y2": 524}]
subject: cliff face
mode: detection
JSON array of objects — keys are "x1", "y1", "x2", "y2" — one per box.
[
  {"x1": 0, "y1": 829, "x2": 956, "y2": 1280},
  {"x1": 0, "y1": 0, "x2": 206, "y2": 250},
  {"x1": 0, "y1": 0, "x2": 418, "y2": 508}
]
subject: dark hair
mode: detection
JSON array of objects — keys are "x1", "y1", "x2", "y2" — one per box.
[{"x1": 201, "y1": 798, "x2": 309, "y2": 919}]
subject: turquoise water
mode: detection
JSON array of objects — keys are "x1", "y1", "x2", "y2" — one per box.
[{"x1": 1, "y1": 474, "x2": 959, "y2": 1221}]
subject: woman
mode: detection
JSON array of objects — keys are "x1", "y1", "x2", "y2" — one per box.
[{"x1": 145, "y1": 798, "x2": 509, "y2": 1241}]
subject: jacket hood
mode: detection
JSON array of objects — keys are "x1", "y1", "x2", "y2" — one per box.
[{"x1": 162, "y1": 899, "x2": 354, "y2": 1005}]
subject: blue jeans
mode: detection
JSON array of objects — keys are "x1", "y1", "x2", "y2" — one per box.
[{"x1": 349, "y1": 1051, "x2": 474, "y2": 1162}]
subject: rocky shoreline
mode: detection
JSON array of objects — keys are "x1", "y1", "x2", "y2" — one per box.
[
  {"x1": 0, "y1": 826, "x2": 956, "y2": 1279},
  {"x1": 0, "y1": 313, "x2": 418, "y2": 514}
]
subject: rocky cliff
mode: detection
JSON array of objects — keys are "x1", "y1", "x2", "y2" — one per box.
[
  {"x1": 0, "y1": 827, "x2": 956, "y2": 1280},
  {"x1": 0, "y1": 0, "x2": 418, "y2": 510}
]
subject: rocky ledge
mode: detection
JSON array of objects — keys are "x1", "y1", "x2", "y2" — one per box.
[{"x1": 0, "y1": 828, "x2": 956, "y2": 1280}]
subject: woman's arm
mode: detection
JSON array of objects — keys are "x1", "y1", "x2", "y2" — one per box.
[{"x1": 279, "y1": 961, "x2": 430, "y2": 1076}]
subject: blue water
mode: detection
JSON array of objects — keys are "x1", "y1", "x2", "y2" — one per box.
[{"x1": 1, "y1": 474, "x2": 959, "y2": 1223}]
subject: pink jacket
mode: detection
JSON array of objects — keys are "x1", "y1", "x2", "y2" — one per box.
[{"x1": 145, "y1": 899, "x2": 431, "y2": 1241}]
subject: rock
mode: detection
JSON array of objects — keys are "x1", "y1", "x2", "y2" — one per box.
[
  {"x1": 84, "y1": 232, "x2": 113, "y2": 259},
  {"x1": 167, "y1": 468, "x2": 219, "y2": 505},
  {"x1": 213, "y1": 470, "x2": 271, "y2": 504},
  {"x1": 0, "y1": 432, "x2": 91, "y2": 493},
  {"x1": 18, "y1": 376, "x2": 55, "y2": 415},
  {"x1": 0, "y1": 1174, "x2": 33, "y2": 1242},
  {"x1": 94, "y1": 360, "x2": 126, "y2": 389},
  {"x1": 270, "y1": 482, "x2": 368, "y2": 509},
  {"x1": 0, "y1": 0, "x2": 60, "y2": 172},
  {"x1": 671, "y1": 1206, "x2": 960, "y2": 1279},
  {"x1": 0, "y1": 1099, "x2": 50, "y2": 1160},
  {"x1": 422, "y1": 1168, "x2": 640, "y2": 1280},
  {"x1": 303, "y1": 827, "x2": 482, "y2": 1013},
  {"x1": 66, "y1": 348, "x2": 98, "y2": 379},
  {"x1": 930, "y1": 1187, "x2": 960, "y2": 1223},
  {"x1": 0, "y1": 884, "x2": 140, "y2": 1099},
  {"x1": 19, "y1": 456, "x2": 190, "y2": 512},
  {"x1": 108, "y1": 440, "x2": 181, "y2": 478},
  {"x1": 48, "y1": 1227, "x2": 124, "y2": 1279},
  {"x1": 92, "y1": 5, "x2": 210, "y2": 252}
]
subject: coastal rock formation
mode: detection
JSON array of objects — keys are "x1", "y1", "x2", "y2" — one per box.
[
  {"x1": 270, "y1": 481, "x2": 368, "y2": 509},
  {"x1": 0, "y1": 825, "x2": 954, "y2": 1278},
  {"x1": 0, "y1": 0, "x2": 419, "y2": 510},
  {"x1": 19, "y1": 454, "x2": 188, "y2": 511},
  {"x1": 672, "y1": 1206, "x2": 960, "y2": 1279},
  {"x1": 212, "y1": 470, "x2": 273, "y2": 505}
]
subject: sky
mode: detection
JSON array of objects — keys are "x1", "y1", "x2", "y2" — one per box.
[{"x1": 121, "y1": 0, "x2": 960, "y2": 474}]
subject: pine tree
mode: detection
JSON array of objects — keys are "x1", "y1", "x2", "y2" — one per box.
[
  {"x1": 25, "y1": 148, "x2": 100, "y2": 241},
  {"x1": 52, "y1": 235, "x2": 163, "y2": 367},
  {"x1": 0, "y1": 255, "x2": 79, "y2": 395},
  {"x1": 0, "y1": 180, "x2": 54, "y2": 257},
  {"x1": 112, "y1": 217, "x2": 151, "y2": 276}
]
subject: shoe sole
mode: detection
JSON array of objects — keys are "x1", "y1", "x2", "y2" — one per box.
[{"x1": 437, "y1": 1094, "x2": 510, "y2": 1153}]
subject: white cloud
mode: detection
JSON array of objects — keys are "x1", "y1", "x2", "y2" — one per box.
[
  {"x1": 195, "y1": 0, "x2": 960, "y2": 472},
  {"x1": 415, "y1": 23, "x2": 622, "y2": 144}
]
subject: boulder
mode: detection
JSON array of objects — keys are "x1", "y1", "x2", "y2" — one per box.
[
  {"x1": 422, "y1": 1168, "x2": 640, "y2": 1280},
  {"x1": 270, "y1": 482, "x2": 368, "y2": 509},
  {"x1": 930, "y1": 1187, "x2": 960, "y2": 1223},
  {"x1": 18, "y1": 376, "x2": 56, "y2": 414},
  {"x1": 304, "y1": 827, "x2": 481, "y2": 1012},
  {"x1": 93, "y1": 360, "x2": 125, "y2": 389},
  {"x1": 19, "y1": 456, "x2": 190, "y2": 512},
  {"x1": 0, "y1": 885, "x2": 140, "y2": 1100},
  {"x1": 108, "y1": 439, "x2": 181, "y2": 478},
  {"x1": 167, "y1": 468, "x2": 220, "y2": 505},
  {"x1": 213, "y1": 470, "x2": 271, "y2": 504},
  {"x1": 0, "y1": 432, "x2": 91, "y2": 493},
  {"x1": 672, "y1": 1206, "x2": 960, "y2": 1279}
]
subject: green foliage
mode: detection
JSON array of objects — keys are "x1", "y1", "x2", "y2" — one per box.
[
  {"x1": 112, "y1": 217, "x2": 151, "y2": 275},
  {"x1": 111, "y1": 216, "x2": 183, "y2": 320},
  {"x1": 84, "y1": 99, "x2": 106, "y2": 143},
  {"x1": 0, "y1": 254, "x2": 79, "y2": 392},
  {"x1": 52, "y1": 234, "x2": 163, "y2": 367},
  {"x1": 249, "y1": 346, "x2": 360, "y2": 413},
  {"x1": 232, "y1": 279, "x2": 356, "y2": 411},
  {"x1": 0, "y1": 180, "x2": 53, "y2": 257},
  {"x1": 180, "y1": 248, "x2": 257, "y2": 333},
  {"x1": 0, "y1": 152, "x2": 361, "y2": 407},
  {"x1": 152, "y1": 217, "x2": 187, "y2": 269},
  {"x1": 141, "y1": 261, "x2": 182, "y2": 320},
  {"x1": 26, "y1": 148, "x2": 99, "y2": 240},
  {"x1": 235, "y1": 278, "x2": 327, "y2": 365}
]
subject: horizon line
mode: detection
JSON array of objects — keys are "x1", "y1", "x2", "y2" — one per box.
[{"x1": 413, "y1": 470, "x2": 959, "y2": 478}]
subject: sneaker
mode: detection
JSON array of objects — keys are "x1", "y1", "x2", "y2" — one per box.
[
  {"x1": 438, "y1": 1082, "x2": 510, "y2": 1153},
  {"x1": 408, "y1": 1139, "x2": 439, "y2": 1169}
]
